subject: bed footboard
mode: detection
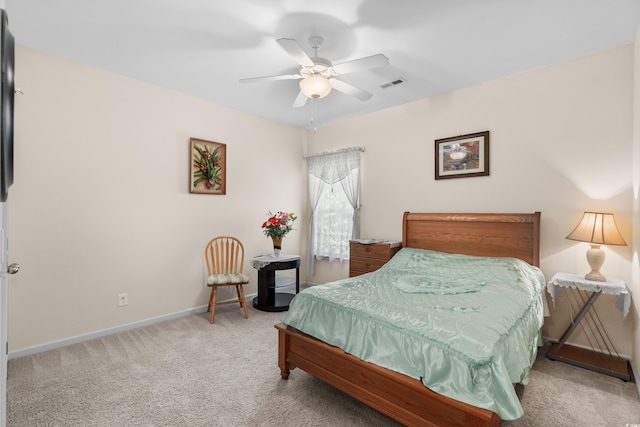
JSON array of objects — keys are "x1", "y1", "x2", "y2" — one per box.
[{"x1": 275, "y1": 323, "x2": 501, "y2": 427}]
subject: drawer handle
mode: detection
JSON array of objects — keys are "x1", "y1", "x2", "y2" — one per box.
[{"x1": 365, "y1": 247, "x2": 371, "y2": 253}]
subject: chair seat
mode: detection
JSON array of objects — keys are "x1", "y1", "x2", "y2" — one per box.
[{"x1": 207, "y1": 273, "x2": 249, "y2": 285}]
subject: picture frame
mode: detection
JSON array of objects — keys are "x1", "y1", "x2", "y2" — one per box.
[
  {"x1": 190, "y1": 137, "x2": 226, "y2": 194},
  {"x1": 435, "y1": 131, "x2": 490, "y2": 180}
]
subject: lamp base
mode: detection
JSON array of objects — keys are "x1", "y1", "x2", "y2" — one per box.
[
  {"x1": 585, "y1": 244, "x2": 606, "y2": 282},
  {"x1": 585, "y1": 272, "x2": 606, "y2": 282}
]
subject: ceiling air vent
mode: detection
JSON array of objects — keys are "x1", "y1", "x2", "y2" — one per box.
[{"x1": 380, "y1": 77, "x2": 406, "y2": 89}]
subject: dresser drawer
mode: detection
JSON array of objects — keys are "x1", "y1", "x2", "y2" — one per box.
[
  {"x1": 350, "y1": 257, "x2": 388, "y2": 273},
  {"x1": 350, "y1": 242, "x2": 399, "y2": 259},
  {"x1": 349, "y1": 240, "x2": 401, "y2": 277}
]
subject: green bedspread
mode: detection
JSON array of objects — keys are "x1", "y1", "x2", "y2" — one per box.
[{"x1": 283, "y1": 247, "x2": 546, "y2": 420}]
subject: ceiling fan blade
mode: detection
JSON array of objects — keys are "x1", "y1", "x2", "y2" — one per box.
[
  {"x1": 330, "y1": 79, "x2": 373, "y2": 102},
  {"x1": 277, "y1": 38, "x2": 314, "y2": 67},
  {"x1": 239, "y1": 73, "x2": 301, "y2": 83},
  {"x1": 332, "y1": 54, "x2": 389, "y2": 75},
  {"x1": 292, "y1": 91, "x2": 308, "y2": 108}
]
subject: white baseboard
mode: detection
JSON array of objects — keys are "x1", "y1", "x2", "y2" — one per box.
[
  {"x1": 632, "y1": 362, "x2": 640, "y2": 395},
  {"x1": 9, "y1": 292, "x2": 258, "y2": 360},
  {"x1": 11, "y1": 294, "x2": 640, "y2": 392},
  {"x1": 304, "y1": 281, "x2": 321, "y2": 287},
  {"x1": 9, "y1": 284, "x2": 319, "y2": 360}
]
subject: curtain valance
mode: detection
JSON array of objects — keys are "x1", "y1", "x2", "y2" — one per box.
[{"x1": 307, "y1": 147, "x2": 363, "y2": 184}]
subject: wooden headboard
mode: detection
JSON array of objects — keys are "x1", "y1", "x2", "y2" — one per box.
[{"x1": 402, "y1": 212, "x2": 541, "y2": 266}]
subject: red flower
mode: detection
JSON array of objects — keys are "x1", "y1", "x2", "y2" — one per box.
[{"x1": 261, "y1": 211, "x2": 297, "y2": 238}]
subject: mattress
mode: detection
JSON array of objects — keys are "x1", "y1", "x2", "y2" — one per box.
[{"x1": 282, "y1": 247, "x2": 546, "y2": 420}]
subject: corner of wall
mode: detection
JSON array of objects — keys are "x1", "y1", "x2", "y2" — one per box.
[{"x1": 631, "y1": 24, "x2": 640, "y2": 383}]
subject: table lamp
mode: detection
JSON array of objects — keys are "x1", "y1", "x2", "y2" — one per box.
[{"x1": 566, "y1": 212, "x2": 626, "y2": 282}]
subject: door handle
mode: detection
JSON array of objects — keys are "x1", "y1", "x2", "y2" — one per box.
[{"x1": 7, "y1": 263, "x2": 19, "y2": 274}]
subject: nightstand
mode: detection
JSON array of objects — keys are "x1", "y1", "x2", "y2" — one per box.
[
  {"x1": 349, "y1": 239, "x2": 401, "y2": 277},
  {"x1": 251, "y1": 254, "x2": 300, "y2": 312},
  {"x1": 546, "y1": 272, "x2": 631, "y2": 381}
]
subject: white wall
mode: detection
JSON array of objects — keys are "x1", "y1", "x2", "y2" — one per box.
[
  {"x1": 7, "y1": 41, "x2": 638, "y2": 366},
  {"x1": 307, "y1": 45, "x2": 635, "y2": 358},
  {"x1": 7, "y1": 46, "x2": 307, "y2": 351}
]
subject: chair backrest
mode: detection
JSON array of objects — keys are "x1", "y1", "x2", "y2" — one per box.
[{"x1": 204, "y1": 236, "x2": 245, "y2": 276}]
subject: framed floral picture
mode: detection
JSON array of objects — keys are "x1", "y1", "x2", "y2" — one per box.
[
  {"x1": 190, "y1": 138, "x2": 226, "y2": 194},
  {"x1": 435, "y1": 131, "x2": 489, "y2": 180}
]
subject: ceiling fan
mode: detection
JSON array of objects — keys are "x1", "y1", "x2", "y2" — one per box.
[{"x1": 239, "y1": 36, "x2": 389, "y2": 108}]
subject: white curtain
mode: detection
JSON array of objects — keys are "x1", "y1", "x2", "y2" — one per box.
[
  {"x1": 306, "y1": 174, "x2": 326, "y2": 277},
  {"x1": 306, "y1": 147, "x2": 362, "y2": 276}
]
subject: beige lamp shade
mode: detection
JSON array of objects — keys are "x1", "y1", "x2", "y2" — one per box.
[
  {"x1": 299, "y1": 74, "x2": 332, "y2": 99},
  {"x1": 566, "y1": 212, "x2": 626, "y2": 246},
  {"x1": 566, "y1": 212, "x2": 626, "y2": 282}
]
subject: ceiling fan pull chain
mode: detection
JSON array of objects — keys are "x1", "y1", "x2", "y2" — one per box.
[{"x1": 311, "y1": 99, "x2": 317, "y2": 132}]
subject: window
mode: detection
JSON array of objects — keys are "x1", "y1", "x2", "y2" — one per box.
[
  {"x1": 311, "y1": 177, "x2": 354, "y2": 260},
  {"x1": 306, "y1": 147, "x2": 362, "y2": 276}
]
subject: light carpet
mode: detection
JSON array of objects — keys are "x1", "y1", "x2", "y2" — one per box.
[{"x1": 7, "y1": 305, "x2": 640, "y2": 426}]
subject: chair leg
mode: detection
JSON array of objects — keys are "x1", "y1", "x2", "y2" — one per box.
[
  {"x1": 207, "y1": 287, "x2": 214, "y2": 313},
  {"x1": 210, "y1": 286, "x2": 218, "y2": 324},
  {"x1": 238, "y1": 285, "x2": 249, "y2": 319},
  {"x1": 235, "y1": 285, "x2": 242, "y2": 306}
]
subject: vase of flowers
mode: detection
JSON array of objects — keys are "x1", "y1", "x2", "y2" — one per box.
[{"x1": 262, "y1": 211, "x2": 297, "y2": 257}]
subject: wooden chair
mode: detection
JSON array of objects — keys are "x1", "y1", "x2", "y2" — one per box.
[{"x1": 204, "y1": 236, "x2": 249, "y2": 324}]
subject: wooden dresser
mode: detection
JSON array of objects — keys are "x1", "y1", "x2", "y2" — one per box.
[{"x1": 349, "y1": 240, "x2": 402, "y2": 277}]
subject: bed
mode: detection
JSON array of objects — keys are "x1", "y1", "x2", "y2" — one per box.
[{"x1": 275, "y1": 212, "x2": 543, "y2": 427}]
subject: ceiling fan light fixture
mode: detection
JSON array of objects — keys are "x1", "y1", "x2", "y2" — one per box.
[{"x1": 299, "y1": 74, "x2": 332, "y2": 99}]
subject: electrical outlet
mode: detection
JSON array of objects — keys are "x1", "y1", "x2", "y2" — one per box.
[{"x1": 118, "y1": 293, "x2": 128, "y2": 307}]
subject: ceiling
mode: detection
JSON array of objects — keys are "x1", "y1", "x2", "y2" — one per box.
[{"x1": 5, "y1": 0, "x2": 640, "y2": 130}]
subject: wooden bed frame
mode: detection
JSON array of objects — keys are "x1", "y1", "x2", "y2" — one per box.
[{"x1": 275, "y1": 212, "x2": 541, "y2": 427}]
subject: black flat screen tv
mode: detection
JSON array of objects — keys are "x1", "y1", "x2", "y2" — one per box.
[{"x1": 0, "y1": 9, "x2": 14, "y2": 202}]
